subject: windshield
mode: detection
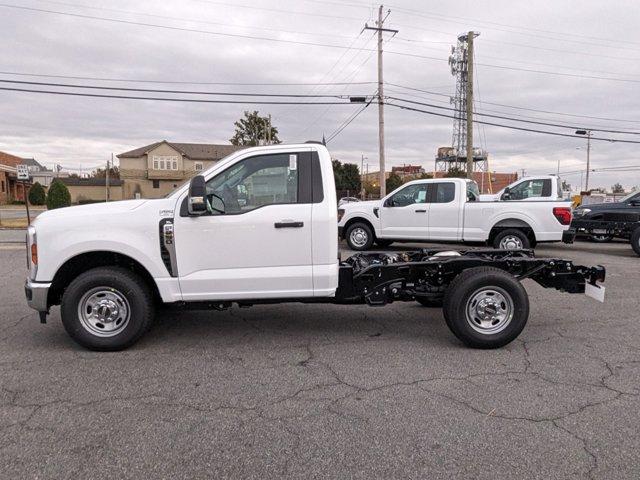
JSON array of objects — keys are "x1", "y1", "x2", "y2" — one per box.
[{"x1": 620, "y1": 190, "x2": 640, "y2": 202}]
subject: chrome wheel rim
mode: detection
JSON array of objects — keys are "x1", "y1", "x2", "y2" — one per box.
[
  {"x1": 77, "y1": 287, "x2": 131, "y2": 337},
  {"x1": 349, "y1": 227, "x2": 369, "y2": 248},
  {"x1": 465, "y1": 287, "x2": 514, "y2": 335},
  {"x1": 499, "y1": 235, "x2": 523, "y2": 250}
]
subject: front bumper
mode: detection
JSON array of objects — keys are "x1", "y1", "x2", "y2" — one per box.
[
  {"x1": 25, "y1": 279, "x2": 51, "y2": 312},
  {"x1": 562, "y1": 228, "x2": 576, "y2": 244}
]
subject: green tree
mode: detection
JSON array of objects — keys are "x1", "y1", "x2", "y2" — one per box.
[
  {"x1": 611, "y1": 182, "x2": 624, "y2": 194},
  {"x1": 230, "y1": 111, "x2": 280, "y2": 146},
  {"x1": 28, "y1": 182, "x2": 46, "y2": 206},
  {"x1": 46, "y1": 179, "x2": 71, "y2": 209},
  {"x1": 385, "y1": 172, "x2": 403, "y2": 193},
  {"x1": 445, "y1": 166, "x2": 466, "y2": 178},
  {"x1": 418, "y1": 172, "x2": 433, "y2": 180}
]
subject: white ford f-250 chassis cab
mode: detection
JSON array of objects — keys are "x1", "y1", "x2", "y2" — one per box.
[
  {"x1": 24, "y1": 144, "x2": 605, "y2": 351},
  {"x1": 338, "y1": 177, "x2": 573, "y2": 252}
]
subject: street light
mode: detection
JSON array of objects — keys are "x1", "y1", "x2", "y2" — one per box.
[{"x1": 575, "y1": 129, "x2": 592, "y2": 192}]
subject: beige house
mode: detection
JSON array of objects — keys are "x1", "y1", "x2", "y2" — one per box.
[
  {"x1": 60, "y1": 178, "x2": 124, "y2": 203},
  {"x1": 117, "y1": 141, "x2": 242, "y2": 199}
]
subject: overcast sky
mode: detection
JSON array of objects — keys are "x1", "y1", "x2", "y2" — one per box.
[{"x1": 1, "y1": 0, "x2": 639, "y2": 190}]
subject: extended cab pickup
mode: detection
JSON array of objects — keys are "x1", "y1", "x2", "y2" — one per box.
[
  {"x1": 338, "y1": 178, "x2": 572, "y2": 251},
  {"x1": 25, "y1": 144, "x2": 604, "y2": 351}
]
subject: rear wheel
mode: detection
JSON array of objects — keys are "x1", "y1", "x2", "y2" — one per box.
[
  {"x1": 61, "y1": 267, "x2": 154, "y2": 351},
  {"x1": 443, "y1": 267, "x2": 529, "y2": 349},
  {"x1": 493, "y1": 229, "x2": 531, "y2": 250},
  {"x1": 345, "y1": 222, "x2": 374, "y2": 251},
  {"x1": 631, "y1": 228, "x2": 640, "y2": 256}
]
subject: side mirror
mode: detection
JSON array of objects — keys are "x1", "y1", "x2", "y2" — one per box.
[
  {"x1": 188, "y1": 175, "x2": 207, "y2": 215},
  {"x1": 501, "y1": 187, "x2": 511, "y2": 200}
]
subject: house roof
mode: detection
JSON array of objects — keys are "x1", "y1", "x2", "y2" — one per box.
[
  {"x1": 60, "y1": 177, "x2": 124, "y2": 187},
  {"x1": 117, "y1": 141, "x2": 242, "y2": 160},
  {"x1": 0, "y1": 150, "x2": 26, "y2": 168},
  {"x1": 21, "y1": 158, "x2": 48, "y2": 170}
]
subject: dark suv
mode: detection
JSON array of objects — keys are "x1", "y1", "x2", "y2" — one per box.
[{"x1": 574, "y1": 191, "x2": 640, "y2": 241}]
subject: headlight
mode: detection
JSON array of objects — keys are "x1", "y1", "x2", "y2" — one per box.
[
  {"x1": 576, "y1": 208, "x2": 591, "y2": 216},
  {"x1": 26, "y1": 225, "x2": 38, "y2": 280},
  {"x1": 337, "y1": 208, "x2": 345, "y2": 222}
]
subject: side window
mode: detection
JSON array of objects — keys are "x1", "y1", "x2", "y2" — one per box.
[
  {"x1": 509, "y1": 179, "x2": 549, "y2": 200},
  {"x1": 205, "y1": 153, "x2": 298, "y2": 215},
  {"x1": 434, "y1": 182, "x2": 455, "y2": 203},
  {"x1": 388, "y1": 184, "x2": 428, "y2": 207}
]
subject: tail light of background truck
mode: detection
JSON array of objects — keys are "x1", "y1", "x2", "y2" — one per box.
[{"x1": 553, "y1": 207, "x2": 572, "y2": 225}]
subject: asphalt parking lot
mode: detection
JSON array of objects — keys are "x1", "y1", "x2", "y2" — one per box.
[{"x1": 1, "y1": 240, "x2": 639, "y2": 479}]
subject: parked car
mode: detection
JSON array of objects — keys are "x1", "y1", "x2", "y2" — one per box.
[
  {"x1": 574, "y1": 190, "x2": 640, "y2": 242},
  {"x1": 479, "y1": 175, "x2": 563, "y2": 202},
  {"x1": 338, "y1": 178, "x2": 573, "y2": 251},
  {"x1": 338, "y1": 196, "x2": 360, "y2": 207},
  {"x1": 25, "y1": 144, "x2": 604, "y2": 351}
]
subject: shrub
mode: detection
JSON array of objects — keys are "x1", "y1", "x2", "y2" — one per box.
[
  {"x1": 46, "y1": 179, "x2": 71, "y2": 209},
  {"x1": 28, "y1": 182, "x2": 46, "y2": 205}
]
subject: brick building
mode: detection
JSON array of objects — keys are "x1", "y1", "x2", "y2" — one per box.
[{"x1": 0, "y1": 150, "x2": 30, "y2": 204}]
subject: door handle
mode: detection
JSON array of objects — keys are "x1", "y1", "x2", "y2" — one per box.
[
  {"x1": 415, "y1": 209, "x2": 427, "y2": 213},
  {"x1": 274, "y1": 221, "x2": 304, "y2": 228}
]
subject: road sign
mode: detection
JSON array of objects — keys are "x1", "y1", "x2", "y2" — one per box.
[{"x1": 17, "y1": 164, "x2": 29, "y2": 180}]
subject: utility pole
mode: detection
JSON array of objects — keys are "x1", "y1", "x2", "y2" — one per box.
[
  {"x1": 365, "y1": 6, "x2": 398, "y2": 197},
  {"x1": 585, "y1": 130, "x2": 592, "y2": 191},
  {"x1": 360, "y1": 154, "x2": 367, "y2": 200},
  {"x1": 465, "y1": 31, "x2": 475, "y2": 179},
  {"x1": 106, "y1": 154, "x2": 111, "y2": 202}
]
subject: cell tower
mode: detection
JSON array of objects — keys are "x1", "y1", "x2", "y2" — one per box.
[{"x1": 435, "y1": 32, "x2": 488, "y2": 174}]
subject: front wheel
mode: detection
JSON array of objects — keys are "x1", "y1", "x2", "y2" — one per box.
[
  {"x1": 443, "y1": 267, "x2": 529, "y2": 349},
  {"x1": 345, "y1": 222, "x2": 374, "y2": 251},
  {"x1": 61, "y1": 267, "x2": 154, "y2": 351}
]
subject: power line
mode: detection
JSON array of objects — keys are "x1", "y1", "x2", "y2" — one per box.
[
  {"x1": 387, "y1": 96, "x2": 640, "y2": 135},
  {"x1": 385, "y1": 102, "x2": 640, "y2": 144},
  {"x1": 326, "y1": 97, "x2": 375, "y2": 143},
  {"x1": 0, "y1": 79, "x2": 370, "y2": 98},
  {"x1": 0, "y1": 70, "x2": 377, "y2": 86},
  {"x1": 388, "y1": 82, "x2": 640, "y2": 124},
  {"x1": 0, "y1": 86, "x2": 369, "y2": 105}
]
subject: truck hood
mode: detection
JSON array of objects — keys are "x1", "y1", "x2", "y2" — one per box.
[{"x1": 34, "y1": 199, "x2": 149, "y2": 223}]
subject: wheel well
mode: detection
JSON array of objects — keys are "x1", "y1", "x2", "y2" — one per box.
[
  {"x1": 489, "y1": 219, "x2": 537, "y2": 244},
  {"x1": 48, "y1": 251, "x2": 161, "y2": 308},
  {"x1": 341, "y1": 217, "x2": 376, "y2": 239}
]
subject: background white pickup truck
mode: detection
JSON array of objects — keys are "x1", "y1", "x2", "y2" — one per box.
[
  {"x1": 24, "y1": 144, "x2": 602, "y2": 351},
  {"x1": 338, "y1": 178, "x2": 572, "y2": 251},
  {"x1": 479, "y1": 175, "x2": 563, "y2": 202}
]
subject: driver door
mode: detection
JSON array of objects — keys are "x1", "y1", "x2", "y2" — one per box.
[
  {"x1": 173, "y1": 150, "x2": 314, "y2": 301},
  {"x1": 378, "y1": 183, "x2": 429, "y2": 239}
]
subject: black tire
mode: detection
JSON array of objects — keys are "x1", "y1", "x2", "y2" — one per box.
[
  {"x1": 375, "y1": 239, "x2": 394, "y2": 248},
  {"x1": 631, "y1": 228, "x2": 640, "y2": 256},
  {"x1": 590, "y1": 234, "x2": 614, "y2": 243},
  {"x1": 61, "y1": 267, "x2": 154, "y2": 351},
  {"x1": 443, "y1": 267, "x2": 529, "y2": 349},
  {"x1": 492, "y1": 229, "x2": 531, "y2": 250},
  {"x1": 415, "y1": 296, "x2": 443, "y2": 308},
  {"x1": 345, "y1": 222, "x2": 374, "y2": 251}
]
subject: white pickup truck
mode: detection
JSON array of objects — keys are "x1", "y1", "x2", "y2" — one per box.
[
  {"x1": 338, "y1": 178, "x2": 573, "y2": 251},
  {"x1": 25, "y1": 144, "x2": 604, "y2": 351},
  {"x1": 479, "y1": 175, "x2": 563, "y2": 202}
]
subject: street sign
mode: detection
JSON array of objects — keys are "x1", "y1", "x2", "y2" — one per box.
[{"x1": 17, "y1": 164, "x2": 29, "y2": 180}]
